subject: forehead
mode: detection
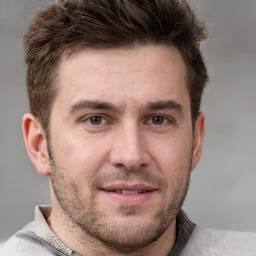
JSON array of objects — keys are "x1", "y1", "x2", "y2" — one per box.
[
  {"x1": 61, "y1": 44, "x2": 186, "y2": 80},
  {"x1": 54, "y1": 44, "x2": 189, "y2": 112}
]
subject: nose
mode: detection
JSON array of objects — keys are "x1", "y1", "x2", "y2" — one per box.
[{"x1": 109, "y1": 122, "x2": 150, "y2": 170}]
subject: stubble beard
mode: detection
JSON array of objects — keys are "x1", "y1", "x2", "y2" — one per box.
[{"x1": 48, "y1": 148, "x2": 191, "y2": 254}]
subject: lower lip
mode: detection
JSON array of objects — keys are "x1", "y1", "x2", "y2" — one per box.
[{"x1": 101, "y1": 190, "x2": 155, "y2": 206}]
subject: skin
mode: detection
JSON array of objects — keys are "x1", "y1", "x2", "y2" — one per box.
[{"x1": 23, "y1": 44, "x2": 205, "y2": 256}]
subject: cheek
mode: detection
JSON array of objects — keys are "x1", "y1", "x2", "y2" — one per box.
[
  {"x1": 51, "y1": 134, "x2": 110, "y2": 179},
  {"x1": 156, "y1": 132, "x2": 192, "y2": 154},
  {"x1": 150, "y1": 136, "x2": 193, "y2": 175}
]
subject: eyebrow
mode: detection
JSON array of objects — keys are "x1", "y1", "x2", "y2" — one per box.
[
  {"x1": 69, "y1": 100, "x2": 119, "y2": 114},
  {"x1": 146, "y1": 100, "x2": 183, "y2": 113},
  {"x1": 69, "y1": 99, "x2": 183, "y2": 115}
]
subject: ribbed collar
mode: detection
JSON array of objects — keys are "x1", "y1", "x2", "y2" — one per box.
[
  {"x1": 168, "y1": 210, "x2": 196, "y2": 256},
  {"x1": 24, "y1": 206, "x2": 81, "y2": 256}
]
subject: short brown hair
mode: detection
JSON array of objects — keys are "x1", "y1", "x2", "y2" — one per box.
[{"x1": 24, "y1": 0, "x2": 208, "y2": 132}]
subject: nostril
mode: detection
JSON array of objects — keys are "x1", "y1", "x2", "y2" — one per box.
[{"x1": 115, "y1": 163, "x2": 125, "y2": 168}]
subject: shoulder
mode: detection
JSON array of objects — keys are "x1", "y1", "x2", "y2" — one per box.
[
  {"x1": 181, "y1": 226, "x2": 256, "y2": 256},
  {"x1": 0, "y1": 227, "x2": 64, "y2": 256}
]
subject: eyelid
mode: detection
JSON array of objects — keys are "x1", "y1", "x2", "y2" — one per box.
[
  {"x1": 80, "y1": 114, "x2": 110, "y2": 125},
  {"x1": 144, "y1": 114, "x2": 173, "y2": 125}
]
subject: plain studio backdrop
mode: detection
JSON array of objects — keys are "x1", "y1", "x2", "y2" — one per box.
[{"x1": 0, "y1": 0, "x2": 256, "y2": 243}]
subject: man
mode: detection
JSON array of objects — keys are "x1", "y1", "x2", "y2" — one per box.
[{"x1": 1, "y1": 0, "x2": 255, "y2": 255}]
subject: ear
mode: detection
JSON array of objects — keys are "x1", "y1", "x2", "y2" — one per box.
[
  {"x1": 22, "y1": 113, "x2": 50, "y2": 176},
  {"x1": 191, "y1": 112, "x2": 205, "y2": 171}
]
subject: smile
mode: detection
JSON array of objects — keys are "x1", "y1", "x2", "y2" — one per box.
[
  {"x1": 108, "y1": 190, "x2": 149, "y2": 195},
  {"x1": 100, "y1": 184, "x2": 157, "y2": 205}
]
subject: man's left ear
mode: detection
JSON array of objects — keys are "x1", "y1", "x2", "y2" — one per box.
[{"x1": 191, "y1": 112, "x2": 205, "y2": 171}]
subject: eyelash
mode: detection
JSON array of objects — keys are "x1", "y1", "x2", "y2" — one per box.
[
  {"x1": 145, "y1": 115, "x2": 171, "y2": 126},
  {"x1": 81, "y1": 115, "x2": 109, "y2": 126},
  {"x1": 81, "y1": 114, "x2": 172, "y2": 127}
]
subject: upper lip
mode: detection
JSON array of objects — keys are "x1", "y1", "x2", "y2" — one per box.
[{"x1": 101, "y1": 183, "x2": 157, "y2": 192}]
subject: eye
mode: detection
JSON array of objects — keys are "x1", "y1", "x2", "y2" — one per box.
[
  {"x1": 146, "y1": 115, "x2": 169, "y2": 125},
  {"x1": 151, "y1": 116, "x2": 166, "y2": 125},
  {"x1": 85, "y1": 116, "x2": 107, "y2": 125}
]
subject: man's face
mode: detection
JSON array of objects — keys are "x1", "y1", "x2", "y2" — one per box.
[{"x1": 47, "y1": 45, "x2": 202, "y2": 252}]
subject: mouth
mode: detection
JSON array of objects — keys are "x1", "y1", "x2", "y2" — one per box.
[
  {"x1": 100, "y1": 184, "x2": 157, "y2": 205},
  {"x1": 101, "y1": 183, "x2": 156, "y2": 193},
  {"x1": 107, "y1": 190, "x2": 151, "y2": 195}
]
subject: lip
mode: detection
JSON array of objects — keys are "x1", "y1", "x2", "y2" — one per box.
[
  {"x1": 103, "y1": 183, "x2": 156, "y2": 191},
  {"x1": 100, "y1": 183, "x2": 157, "y2": 206}
]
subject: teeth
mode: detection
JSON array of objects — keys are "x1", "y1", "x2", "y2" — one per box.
[
  {"x1": 123, "y1": 190, "x2": 137, "y2": 195},
  {"x1": 111, "y1": 190, "x2": 146, "y2": 195}
]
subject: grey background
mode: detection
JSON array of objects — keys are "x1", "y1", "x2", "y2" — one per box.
[{"x1": 0, "y1": 0, "x2": 256, "y2": 242}]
